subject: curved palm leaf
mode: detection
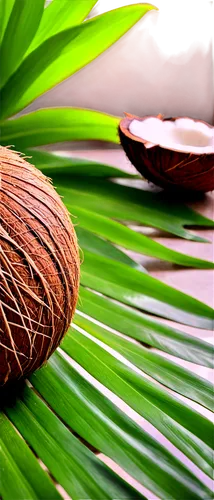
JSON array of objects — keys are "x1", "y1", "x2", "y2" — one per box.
[
  {"x1": 57, "y1": 178, "x2": 213, "y2": 241},
  {"x1": 0, "y1": 0, "x2": 15, "y2": 44},
  {"x1": 26, "y1": 0, "x2": 98, "y2": 55},
  {"x1": 0, "y1": 4, "x2": 154, "y2": 119},
  {"x1": 73, "y1": 312, "x2": 213, "y2": 411},
  {"x1": 21, "y1": 148, "x2": 135, "y2": 178},
  {"x1": 3, "y1": 386, "x2": 144, "y2": 500},
  {"x1": 30, "y1": 355, "x2": 212, "y2": 500},
  {"x1": 62, "y1": 329, "x2": 213, "y2": 463},
  {"x1": 78, "y1": 286, "x2": 213, "y2": 367},
  {"x1": 0, "y1": 0, "x2": 45, "y2": 89},
  {"x1": 0, "y1": 108, "x2": 120, "y2": 146},
  {"x1": 0, "y1": 1, "x2": 213, "y2": 499}
]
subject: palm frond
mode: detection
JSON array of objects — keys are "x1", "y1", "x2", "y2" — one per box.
[{"x1": 0, "y1": 1, "x2": 213, "y2": 499}]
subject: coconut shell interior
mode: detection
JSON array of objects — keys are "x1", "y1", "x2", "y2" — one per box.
[{"x1": 119, "y1": 114, "x2": 214, "y2": 192}]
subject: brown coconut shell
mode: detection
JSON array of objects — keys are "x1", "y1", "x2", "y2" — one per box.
[
  {"x1": 0, "y1": 147, "x2": 80, "y2": 385},
  {"x1": 119, "y1": 114, "x2": 214, "y2": 192},
  {"x1": 27, "y1": 10, "x2": 213, "y2": 128}
]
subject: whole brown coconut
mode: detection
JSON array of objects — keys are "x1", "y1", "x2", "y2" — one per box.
[
  {"x1": 119, "y1": 114, "x2": 214, "y2": 192},
  {"x1": 0, "y1": 147, "x2": 79, "y2": 385}
]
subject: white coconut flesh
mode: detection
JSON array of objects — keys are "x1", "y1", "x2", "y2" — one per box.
[{"x1": 129, "y1": 117, "x2": 214, "y2": 154}]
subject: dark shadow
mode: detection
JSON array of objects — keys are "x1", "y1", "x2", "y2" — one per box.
[
  {"x1": 0, "y1": 379, "x2": 26, "y2": 410},
  {"x1": 157, "y1": 190, "x2": 207, "y2": 205}
]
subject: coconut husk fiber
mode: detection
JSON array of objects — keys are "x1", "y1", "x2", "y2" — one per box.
[{"x1": 0, "y1": 147, "x2": 79, "y2": 385}]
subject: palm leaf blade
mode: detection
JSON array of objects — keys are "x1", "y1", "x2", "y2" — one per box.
[
  {"x1": 0, "y1": 0, "x2": 45, "y2": 89},
  {"x1": 81, "y1": 250, "x2": 214, "y2": 328},
  {"x1": 5, "y1": 385, "x2": 145, "y2": 500},
  {"x1": 57, "y1": 181, "x2": 213, "y2": 242},
  {"x1": 0, "y1": 0, "x2": 15, "y2": 44},
  {"x1": 0, "y1": 412, "x2": 61, "y2": 500},
  {"x1": 76, "y1": 226, "x2": 146, "y2": 272},
  {"x1": 74, "y1": 312, "x2": 213, "y2": 411},
  {"x1": 27, "y1": 0, "x2": 98, "y2": 54},
  {"x1": 62, "y1": 329, "x2": 213, "y2": 475},
  {"x1": 0, "y1": 5, "x2": 154, "y2": 118},
  {"x1": 31, "y1": 352, "x2": 212, "y2": 500},
  {"x1": 0, "y1": 109, "x2": 120, "y2": 145},
  {"x1": 78, "y1": 287, "x2": 213, "y2": 367},
  {"x1": 72, "y1": 205, "x2": 214, "y2": 268},
  {"x1": 23, "y1": 149, "x2": 134, "y2": 178}
]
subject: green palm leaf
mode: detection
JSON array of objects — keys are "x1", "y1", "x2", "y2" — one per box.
[
  {"x1": 62, "y1": 329, "x2": 213, "y2": 467},
  {"x1": 74, "y1": 312, "x2": 213, "y2": 411},
  {"x1": 0, "y1": 0, "x2": 15, "y2": 44},
  {"x1": 22, "y1": 148, "x2": 134, "y2": 178},
  {"x1": 81, "y1": 250, "x2": 213, "y2": 328},
  {"x1": 31, "y1": 354, "x2": 212, "y2": 500},
  {"x1": 0, "y1": 5, "x2": 154, "y2": 119},
  {"x1": 0, "y1": 0, "x2": 45, "y2": 89},
  {"x1": 4, "y1": 386, "x2": 144, "y2": 500},
  {"x1": 72, "y1": 205, "x2": 214, "y2": 268},
  {"x1": 0, "y1": 108, "x2": 120, "y2": 146},
  {"x1": 57, "y1": 179, "x2": 213, "y2": 242},
  {"x1": 0, "y1": 1, "x2": 213, "y2": 499},
  {"x1": 78, "y1": 286, "x2": 213, "y2": 367},
  {"x1": 0, "y1": 413, "x2": 61, "y2": 500},
  {"x1": 76, "y1": 226, "x2": 146, "y2": 272},
  {"x1": 26, "y1": 0, "x2": 98, "y2": 55}
]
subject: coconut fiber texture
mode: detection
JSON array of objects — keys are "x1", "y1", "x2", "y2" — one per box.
[{"x1": 0, "y1": 147, "x2": 79, "y2": 385}]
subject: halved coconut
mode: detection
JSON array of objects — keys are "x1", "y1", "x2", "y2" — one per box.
[{"x1": 119, "y1": 114, "x2": 214, "y2": 192}]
